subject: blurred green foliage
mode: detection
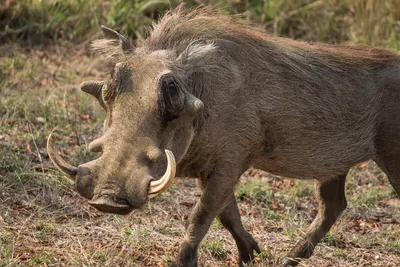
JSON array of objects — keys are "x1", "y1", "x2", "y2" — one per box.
[{"x1": 1, "y1": 0, "x2": 399, "y2": 50}]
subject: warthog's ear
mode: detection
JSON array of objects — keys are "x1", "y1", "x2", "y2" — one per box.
[
  {"x1": 81, "y1": 81, "x2": 107, "y2": 110},
  {"x1": 101, "y1": 25, "x2": 135, "y2": 53}
]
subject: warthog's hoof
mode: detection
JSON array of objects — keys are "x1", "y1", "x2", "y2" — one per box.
[
  {"x1": 238, "y1": 233, "x2": 261, "y2": 266},
  {"x1": 282, "y1": 240, "x2": 314, "y2": 266},
  {"x1": 174, "y1": 241, "x2": 198, "y2": 267}
]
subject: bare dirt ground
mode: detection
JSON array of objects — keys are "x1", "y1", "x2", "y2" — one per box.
[{"x1": 1, "y1": 42, "x2": 399, "y2": 267}]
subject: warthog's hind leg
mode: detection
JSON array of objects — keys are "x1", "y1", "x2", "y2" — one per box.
[
  {"x1": 283, "y1": 173, "x2": 348, "y2": 266},
  {"x1": 218, "y1": 195, "x2": 261, "y2": 266}
]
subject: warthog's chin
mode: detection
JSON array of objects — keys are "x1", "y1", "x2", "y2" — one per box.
[{"x1": 88, "y1": 195, "x2": 133, "y2": 215}]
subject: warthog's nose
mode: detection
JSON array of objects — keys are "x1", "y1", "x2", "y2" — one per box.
[{"x1": 88, "y1": 195, "x2": 132, "y2": 215}]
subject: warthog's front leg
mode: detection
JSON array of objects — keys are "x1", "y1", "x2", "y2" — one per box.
[
  {"x1": 283, "y1": 173, "x2": 348, "y2": 266},
  {"x1": 174, "y1": 171, "x2": 239, "y2": 267},
  {"x1": 218, "y1": 195, "x2": 261, "y2": 265}
]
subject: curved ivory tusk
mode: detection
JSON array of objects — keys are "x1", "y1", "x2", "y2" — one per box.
[
  {"x1": 148, "y1": 150, "x2": 176, "y2": 198},
  {"x1": 47, "y1": 130, "x2": 77, "y2": 184}
]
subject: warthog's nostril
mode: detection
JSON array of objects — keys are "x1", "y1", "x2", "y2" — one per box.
[{"x1": 88, "y1": 195, "x2": 132, "y2": 215}]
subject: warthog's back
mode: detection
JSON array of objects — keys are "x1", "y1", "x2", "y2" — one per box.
[
  {"x1": 140, "y1": 7, "x2": 400, "y2": 180},
  {"x1": 250, "y1": 44, "x2": 398, "y2": 180}
]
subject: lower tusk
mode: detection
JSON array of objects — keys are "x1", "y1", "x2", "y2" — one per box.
[
  {"x1": 47, "y1": 130, "x2": 78, "y2": 184},
  {"x1": 148, "y1": 150, "x2": 176, "y2": 198}
]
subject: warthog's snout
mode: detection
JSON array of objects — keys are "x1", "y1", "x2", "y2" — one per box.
[
  {"x1": 83, "y1": 174, "x2": 153, "y2": 214},
  {"x1": 47, "y1": 131, "x2": 176, "y2": 213}
]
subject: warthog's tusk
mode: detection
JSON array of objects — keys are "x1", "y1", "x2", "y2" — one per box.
[
  {"x1": 47, "y1": 130, "x2": 77, "y2": 184},
  {"x1": 148, "y1": 150, "x2": 176, "y2": 198}
]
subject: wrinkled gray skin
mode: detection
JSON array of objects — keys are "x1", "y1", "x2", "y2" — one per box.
[{"x1": 61, "y1": 7, "x2": 400, "y2": 267}]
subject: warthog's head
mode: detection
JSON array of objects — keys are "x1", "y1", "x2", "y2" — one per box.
[{"x1": 48, "y1": 26, "x2": 206, "y2": 214}]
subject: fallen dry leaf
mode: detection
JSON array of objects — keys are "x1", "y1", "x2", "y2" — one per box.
[{"x1": 26, "y1": 144, "x2": 32, "y2": 152}]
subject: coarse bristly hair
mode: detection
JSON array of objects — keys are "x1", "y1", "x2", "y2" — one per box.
[
  {"x1": 91, "y1": 4, "x2": 400, "y2": 96},
  {"x1": 90, "y1": 3, "x2": 400, "y2": 80},
  {"x1": 98, "y1": 5, "x2": 396, "y2": 61}
]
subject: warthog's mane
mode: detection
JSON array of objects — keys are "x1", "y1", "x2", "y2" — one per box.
[
  {"x1": 144, "y1": 5, "x2": 400, "y2": 115},
  {"x1": 146, "y1": 5, "x2": 399, "y2": 65},
  {"x1": 93, "y1": 4, "x2": 400, "y2": 79},
  {"x1": 91, "y1": 4, "x2": 400, "y2": 125},
  {"x1": 92, "y1": 5, "x2": 394, "y2": 63}
]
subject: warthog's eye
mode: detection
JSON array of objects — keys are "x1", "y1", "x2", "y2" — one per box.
[{"x1": 159, "y1": 75, "x2": 185, "y2": 125}]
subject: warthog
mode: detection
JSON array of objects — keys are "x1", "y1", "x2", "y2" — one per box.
[{"x1": 48, "y1": 6, "x2": 400, "y2": 267}]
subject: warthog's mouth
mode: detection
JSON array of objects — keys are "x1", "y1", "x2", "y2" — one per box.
[{"x1": 88, "y1": 195, "x2": 133, "y2": 215}]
